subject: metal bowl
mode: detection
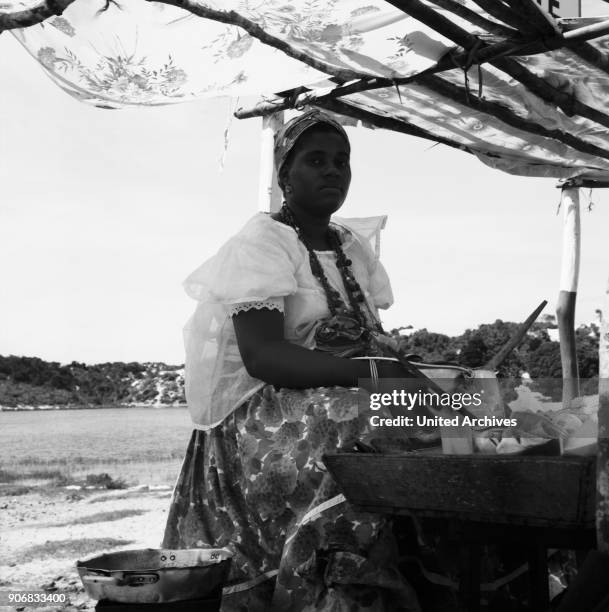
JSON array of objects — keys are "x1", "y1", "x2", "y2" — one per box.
[{"x1": 77, "y1": 548, "x2": 232, "y2": 604}]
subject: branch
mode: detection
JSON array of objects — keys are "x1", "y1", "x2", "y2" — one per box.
[
  {"x1": 429, "y1": 0, "x2": 519, "y2": 39},
  {"x1": 470, "y1": 0, "x2": 539, "y2": 36},
  {"x1": 418, "y1": 74, "x2": 609, "y2": 162},
  {"x1": 564, "y1": 19, "x2": 609, "y2": 44},
  {"x1": 386, "y1": 0, "x2": 609, "y2": 131},
  {"x1": 471, "y1": 0, "x2": 609, "y2": 76},
  {"x1": 235, "y1": 71, "x2": 440, "y2": 119},
  {"x1": 502, "y1": 0, "x2": 560, "y2": 35},
  {"x1": 314, "y1": 96, "x2": 472, "y2": 154},
  {"x1": 0, "y1": 0, "x2": 76, "y2": 32},
  {"x1": 147, "y1": 0, "x2": 369, "y2": 83}
]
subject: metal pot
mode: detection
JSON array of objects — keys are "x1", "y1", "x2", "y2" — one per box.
[{"x1": 77, "y1": 548, "x2": 232, "y2": 605}]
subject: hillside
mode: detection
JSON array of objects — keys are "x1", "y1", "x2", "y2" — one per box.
[
  {"x1": 0, "y1": 356, "x2": 184, "y2": 409},
  {"x1": 0, "y1": 316, "x2": 600, "y2": 409}
]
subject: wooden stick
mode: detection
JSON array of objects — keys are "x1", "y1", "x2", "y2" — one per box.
[
  {"x1": 562, "y1": 178, "x2": 609, "y2": 189},
  {"x1": 597, "y1": 289, "x2": 609, "y2": 553},
  {"x1": 429, "y1": 0, "x2": 519, "y2": 38},
  {"x1": 503, "y1": 0, "x2": 560, "y2": 36},
  {"x1": 313, "y1": 97, "x2": 472, "y2": 154},
  {"x1": 564, "y1": 19, "x2": 609, "y2": 44},
  {"x1": 467, "y1": 0, "x2": 609, "y2": 76},
  {"x1": 0, "y1": 0, "x2": 75, "y2": 32},
  {"x1": 235, "y1": 70, "x2": 443, "y2": 120},
  {"x1": 469, "y1": 0, "x2": 538, "y2": 35},
  {"x1": 483, "y1": 300, "x2": 548, "y2": 371},
  {"x1": 428, "y1": 0, "x2": 609, "y2": 78},
  {"x1": 419, "y1": 74, "x2": 609, "y2": 162},
  {"x1": 386, "y1": 0, "x2": 480, "y2": 48},
  {"x1": 386, "y1": 0, "x2": 609, "y2": 131},
  {"x1": 570, "y1": 41, "x2": 609, "y2": 76},
  {"x1": 495, "y1": 55, "x2": 609, "y2": 127}
]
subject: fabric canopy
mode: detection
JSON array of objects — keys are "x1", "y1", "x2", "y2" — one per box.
[
  {"x1": 10, "y1": 1, "x2": 439, "y2": 104},
  {"x1": 8, "y1": 0, "x2": 609, "y2": 181}
]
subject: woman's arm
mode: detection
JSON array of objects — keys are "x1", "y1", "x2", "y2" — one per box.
[{"x1": 232, "y1": 308, "x2": 401, "y2": 389}]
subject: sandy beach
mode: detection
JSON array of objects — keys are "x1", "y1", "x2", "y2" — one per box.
[{"x1": 1, "y1": 484, "x2": 175, "y2": 612}]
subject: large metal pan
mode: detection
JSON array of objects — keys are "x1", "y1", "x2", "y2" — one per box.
[{"x1": 77, "y1": 548, "x2": 232, "y2": 604}]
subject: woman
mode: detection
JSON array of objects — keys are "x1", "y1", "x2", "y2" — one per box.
[{"x1": 163, "y1": 110, "x2": 444, "y2": 612}]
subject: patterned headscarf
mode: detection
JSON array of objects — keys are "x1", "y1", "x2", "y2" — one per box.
[{"x1": 273, "y1": 109, "x2": 350, "y2": 189}]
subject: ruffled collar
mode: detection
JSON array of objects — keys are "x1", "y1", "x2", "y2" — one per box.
[{"x1": 260, "y1": 212, "x2": 356, "y2": 250}]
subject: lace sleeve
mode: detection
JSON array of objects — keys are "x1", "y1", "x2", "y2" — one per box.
[{"x1": 228, "y1": 297, "x2": 285, "y2": 317}]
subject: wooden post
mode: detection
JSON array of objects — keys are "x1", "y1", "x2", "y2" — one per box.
[
  {"x1": 257, "y1": 112, "x2": 284, "y2": 213},
  {"x1": 598, "y1": 290, "x2": 609, "y2": 553},
  {"x1": 557, "y1": 187, "x2": 581, "y2": 408}
]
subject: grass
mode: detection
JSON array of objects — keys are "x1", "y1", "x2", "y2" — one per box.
[
  {"x1": 51, "y1": 509, "x2": 148, "y2": 528},
  {"x1": 0, "y1": 484, "x2": 31, "y2": 496},
  {"x1": 0, "y1": 468, "x2": 68, "y2": 483},
  {"x1": 17, "y1": 538, "x2": 135, "y2": 564},
  {"x1": 0, "y1": 467, "x2": 71, "y2": 496},
  {"x1": 9, "y1": 450, "x2": 186, "y2": 466},
  {"x1": 0, "y1": 469, "x2": 19, "y2": 482},
  {"x1": 0, "y1": 461, "x2": 181, "y2": 495}
]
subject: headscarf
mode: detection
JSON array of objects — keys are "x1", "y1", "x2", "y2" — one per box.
[{"x1": 273, "y1": 109, "x2": 350, "y2": 189}]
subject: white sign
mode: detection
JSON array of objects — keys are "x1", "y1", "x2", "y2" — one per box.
[{"x1": 533, "y1": 0, "x2": 581, "y2": 18}]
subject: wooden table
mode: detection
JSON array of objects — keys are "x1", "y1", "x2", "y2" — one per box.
[{"x1": 323, "y1": 452, "x2": 596, "y2": 612}]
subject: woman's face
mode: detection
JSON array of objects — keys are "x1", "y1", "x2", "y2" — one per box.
[{"x1": 283, "y1": 127, "x2": 351, "y2": 218}]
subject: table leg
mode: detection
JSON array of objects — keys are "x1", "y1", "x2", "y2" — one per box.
[
  {"x1": 527, "y1": 540, "x2": 549, "y2": 612},
  {"x1": 459, "y1": 540, "x2": 481, "y2": 612}
]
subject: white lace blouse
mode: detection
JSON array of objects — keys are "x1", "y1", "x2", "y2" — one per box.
[{"x1": 183, "y1": 212, "x2": 393, "y2": 429}]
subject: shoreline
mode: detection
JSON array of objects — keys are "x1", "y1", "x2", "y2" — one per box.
[{"x1": 0, "y1": 403, "x2": 188, "y2": 412}]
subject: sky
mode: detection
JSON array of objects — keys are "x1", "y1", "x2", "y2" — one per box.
[{"x1": 2, "y1": 1, "x2": 609, "y2": 365}]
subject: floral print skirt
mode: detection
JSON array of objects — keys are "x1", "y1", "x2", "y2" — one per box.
[
  {"x1": 162, "y1": 385, "x2": 423, "y2": 611},
  {"x1": 162, "y1": 385, "x2": 544, "y2": 611}
]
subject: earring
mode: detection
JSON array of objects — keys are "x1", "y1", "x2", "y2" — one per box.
[{"x1": 285, "y1": 184, "x2": 293, "y2": 193}]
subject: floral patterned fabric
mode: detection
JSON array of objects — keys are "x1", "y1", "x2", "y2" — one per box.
[
  {"x1": 162, "y1": 383, "x2": 542, "y2": 610},
  {"x1": 9, "y1": 0, "x2": 609, "y2": 180},
  {"x1": 162, "y1": 384, "x2": 424, "y2": 611},
  {"x1": 10, "y1": 1, "x2": 438, "y2": 107}
]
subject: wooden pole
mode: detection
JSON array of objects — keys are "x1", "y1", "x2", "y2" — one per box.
[
  {"x1": 557, "y1": 187, "x2": 581, "y2": 408},
  {"x1": 598, "y1": 290, "x2": 609, "y2": 553},
  {"x1": 257, "y1": 113, "x2": 284, "y2": 213},
  {"x1": 483, "y1": 300, "x2": 548, "y2": 371}
]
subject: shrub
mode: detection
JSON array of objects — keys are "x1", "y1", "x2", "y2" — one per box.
[{"x1": 85, "y1": 473, "x2": 127, "y2": 490}]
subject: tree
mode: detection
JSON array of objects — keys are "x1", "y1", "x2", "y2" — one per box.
[
  {"x1": 395, "y1": 329, "x2": 458, "y2": 362},
  {"x1": 454, "y1": 320, "x2": 538, "y2": 378}
]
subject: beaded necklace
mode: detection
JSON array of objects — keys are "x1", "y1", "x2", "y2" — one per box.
[
  {"x1": 276, "y1": 203, "x2": 383, "y2": 335},
  {"x1": 277, "y1": 206, "x2": 444, "y2": 384}
]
